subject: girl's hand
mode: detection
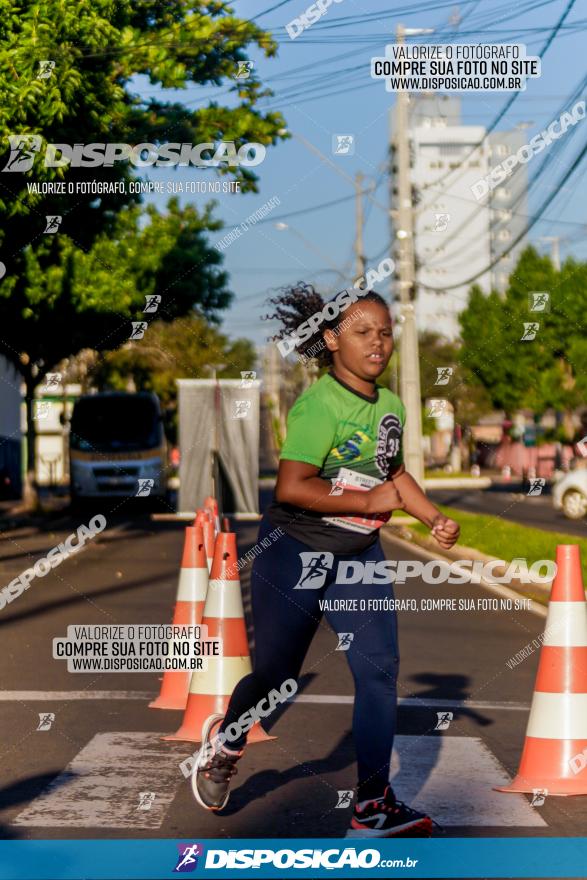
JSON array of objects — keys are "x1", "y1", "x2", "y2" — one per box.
[
  {"x1": 365, "y1": 480, "x2": 405, "y2": 515},
  {"x1": 430, "y1": 514, "x2": 460, "y2": 549}
]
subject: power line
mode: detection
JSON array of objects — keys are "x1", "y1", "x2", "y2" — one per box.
[
  {"x1": 419, "y1": 136, "x2": 587, "y2": 291},
  {"x1": 419, "y1": 0, "x2": 578, "y2": 194},
  {"x1": 252, "y1": 0, "x2": 296, "y2": 21}
]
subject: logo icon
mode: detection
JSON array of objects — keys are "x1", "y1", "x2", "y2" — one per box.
[
  {"x1": 530, "y1": 788, "x2": 548, "y2": 807},
  {"x1": 332, "y1": 134, "x2": 355, "y2": 156},
  {"x1": 136, "y1": 479, "x2": 154, "y2": 497},
  {"x1": 239, "y1": 370, "x2": 256, "y2": 388},
  {"x1": 433, "y1": 212, "x2": 450, "y2": 232},
  {"x1": 235, "y1": 61, "x2": 253, "y2": 79},
  {"x1": 293, "y1": 552, "x2": 334, "y2": 589},
  {"x1": 130, "y1": 321, "x2": 148, "y2": 340},
  {"x1": 434, "y1": 711, "x2": 453, "y2": 731},
  {"x1": 527, "y1": 478, "x2": 546, "y2": 496},
  {"x1": 42, "y1": 372, "x2": 62, "y2": 390},
  {"x1": 335, "y1": 790, "x2": 354, "y2": 808},
  {"x1": 569, "y1": 747, "x2": 587, "y2": 775},
  {"x1": 44, "y1": 215, "x2": 62, "y2": 234},
  {"x1": 143, "y1": 294, "x2": 161, "y2": 313},
  {"x1": 232, "y1": 399, "x2": 252, "y2": 419},
  {"x1": 521, "y1": 322, "x2": 539, "y2": 341},
  {"x1": 435, "y1": 366, "x2": 453, "y2": 385},
  {"x1": 2, "y1": 135, "x2": 43, "y2": 172},
  {"x1": 37, "y1": 712, "x2": 55, "y2": 731},
  {"x1": 329, "y1": 476, "x2": 348, "y2": 496},
  {"x1": 529, "y1": 291, "x2": 550, "y2": 312},
  {"x1": 576, "y1": 435, "x2": 587, "y2": 458},
  {"x1": 37, "y1": 60, "x2": 56, "y2": 80},
  {"x1": 137, "y1": 791, "x2": 156, "y2": 810},
  {"x1": 336, "y1": 632, "x2": 354, "y2": 652},
  {"x1": 33, "y1": 401, "x2": 51, "y2": 421},
  {"x1": 174, "y1": 843, "x2": 203, "y2": 872},
  {"x1": 427, "y1": 399, "x2": 448, "y2": 417}
]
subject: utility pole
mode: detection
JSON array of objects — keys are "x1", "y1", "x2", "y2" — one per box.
[
  {"x1": 390, "y1": 23, "x2": 427, "y2": 486},
  {"x1": 355, "y1": 171, "x2": 366, "y2": 280},
  {"x1": 539, "y1": 235, "x2": 561, "y2": 271}
]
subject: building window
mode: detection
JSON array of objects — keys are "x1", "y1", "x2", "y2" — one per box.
[
  {"x1": 439, "y1": 143, "x2": 464, "y2": 156},
  {"x1": 494, "y1": 144, "x2": 508, "y2": 157},
  {"x1": 496, "y1": 187, "x2": 511, "y2": 200},
  {"x1": 497, "y1": 229, "x2": 511, "y2": 242}
]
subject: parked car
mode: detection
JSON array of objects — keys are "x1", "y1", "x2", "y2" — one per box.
[{"x1": 553, "y1": 469, "x2": 587, "y2": 519}]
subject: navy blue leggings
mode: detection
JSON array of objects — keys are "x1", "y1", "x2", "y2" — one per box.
[{"x1": 219, "y1": 516, "x2": 400, "y2": 800}]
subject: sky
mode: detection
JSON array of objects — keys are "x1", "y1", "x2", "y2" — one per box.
[{"x1": 133, "y1": 0, "x2": 587, "y2": 354}]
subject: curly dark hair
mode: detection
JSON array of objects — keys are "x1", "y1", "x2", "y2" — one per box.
[{"x1": 264, "y1": 282, "x2": 389, "y2": 368}]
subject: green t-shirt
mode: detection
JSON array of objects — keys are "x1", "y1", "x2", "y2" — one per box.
[{"x1": 267, "y1": 372, "x2": 406, "y2": 553}]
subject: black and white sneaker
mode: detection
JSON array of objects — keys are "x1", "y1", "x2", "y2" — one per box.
[
  {"x1": 191, "y1": 713, "x2": 243, "y2": 811},
  {"x1": 346, "y1": 785, "x2": 433, "y2": 838}
]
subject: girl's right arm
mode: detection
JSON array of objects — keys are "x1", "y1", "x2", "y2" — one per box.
[{"x1": 275, "y1": 460, "x2": 405, "y2": 515}]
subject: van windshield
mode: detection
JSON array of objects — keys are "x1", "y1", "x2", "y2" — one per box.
[{"x1": 70, "y1": 396, "x2": 162, "y2": 453}]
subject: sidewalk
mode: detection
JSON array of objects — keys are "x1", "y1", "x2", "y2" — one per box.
[{"x1": 0, "y1": 494, "x2": 71, "y2": 536}]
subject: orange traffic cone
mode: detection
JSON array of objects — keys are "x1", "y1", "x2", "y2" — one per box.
[
  {"x1": 149, "y1": 526, "x2": 209, "y2": 710},
  {"x1": 164, "y1": 531, "x2": 275, "y2": 744},
  {"x1": 202, "y1": 519, "x2": 215, "y2": 572},
  {"x1": 194, "y1": 509, "x2": 209, "y2": 528},
  {"x1": 204, "y1": 496, "x2": 220, "y2": 533},
  {"x1": 496, "y1": 545, "x2": 587, "y2": 795}
]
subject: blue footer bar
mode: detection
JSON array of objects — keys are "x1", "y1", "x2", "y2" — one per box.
[{"x1": 1, "y1": 838, "x2": 587, "y2": 879}]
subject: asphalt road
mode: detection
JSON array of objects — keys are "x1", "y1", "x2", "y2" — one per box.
[
  {"x1": 428, "y1": 482, "x2": 587, "y2": 537},
  {"x1": 0, "y1": 498, "x2": 586, "y2": 846}
]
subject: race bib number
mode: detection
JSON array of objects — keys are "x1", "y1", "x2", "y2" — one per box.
[{"x1": 323, "y1": 467, "x2": 390, "y2": 534}]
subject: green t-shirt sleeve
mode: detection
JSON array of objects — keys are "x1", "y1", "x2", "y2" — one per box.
[{"x1": 280, "y1": 393, "x2": 338, "y2": 468}]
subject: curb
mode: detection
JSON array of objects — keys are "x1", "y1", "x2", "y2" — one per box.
[
  {"x1": 381, "y1": 524, "x2": 550, "y2": 616},
  {"x1": 424, "y1": 477, "x2": 492, "y2": 489}
]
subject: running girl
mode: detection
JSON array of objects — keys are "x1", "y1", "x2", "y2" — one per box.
[{"x1": 193, "y1": 284, "x2": 460, "y2": 837}]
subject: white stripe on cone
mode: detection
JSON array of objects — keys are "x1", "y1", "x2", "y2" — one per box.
[
  {"x1": 187, "y1": 655, "x2": 251, "y2": 696},
  {"x1": 526, "y1": 692, "x2": 587, "y2": 739},
  {"x1": 543, "y1": 602, "x2": 587, "y2": 647},
  {"x1": 176, "y1": 568, "x2": 209, "y2": 603},
  {"x1": 204, "y1": 580, "x2": 245, "y2": 618}
]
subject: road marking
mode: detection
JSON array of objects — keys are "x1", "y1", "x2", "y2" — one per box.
[
  {"x1": 12, "y1": 733, "x2": 188, "y2": 829},
  {"x1": 391, "y1": 735, "x2": 546, "y2": 827},
  {"x1": 0, "y1": 691, "x2": 154, "y2": 701},
  {"x1": 10, "y1": 731, "x2": 544, "y2": 830},
  {"x1": 0, "y1": 691, "x2": 531, "y2": 711},
  {"x1": 381, "y1": 530, "x2": 548, "y2": 618},
  {"x1": 292, "y1": 695, "x2": 531, "y2": 711}
]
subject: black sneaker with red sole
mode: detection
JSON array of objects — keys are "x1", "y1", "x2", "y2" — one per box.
[{"x1": 346, "y1": 785, "x2": 434, "y2": 838}]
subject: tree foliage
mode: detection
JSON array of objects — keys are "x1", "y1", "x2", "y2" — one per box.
[{"x1": 458, "y1": 246, "x2": 587, "y2": 420}]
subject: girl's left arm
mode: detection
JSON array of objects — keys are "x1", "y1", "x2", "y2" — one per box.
[{"x1": 389, "y1": 464, "x2": 460, "y2": 550}]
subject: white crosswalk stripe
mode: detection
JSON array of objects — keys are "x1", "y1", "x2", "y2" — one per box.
[
  {"x1": 12, "y1": 732, "x2": 191, "y2": 829},
  {"x1": 11, "y1": 732, "x2": 545, "y2": 829}
]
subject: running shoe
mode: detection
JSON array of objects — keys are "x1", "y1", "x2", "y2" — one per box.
[
  {"x1": 191, "y1": 713, "x2": 243, "y2": 811},
  {"x1": 345, "y1": 785, "x2": 433, "y2": 838}
]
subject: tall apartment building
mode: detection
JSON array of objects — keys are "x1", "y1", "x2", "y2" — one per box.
[
  {"x1": 390, "y1": 94, "x2": 527, "y2": 340},
  {"x1": 488, "y1": 129, "x2": 529, "y2": 293}
]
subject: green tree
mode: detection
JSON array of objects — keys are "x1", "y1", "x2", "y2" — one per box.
[
  {"x1": 458, "y1": 246, "x2": 587, "y2": 435},
  {"x1": 90, "y1": 314, "x2": 256, "y2": 443},
  {"x1": 0, "y1": 0, "x2": 286, "y2": 500},
  {"x1": 418, "y1": 329, "x2": 492, "y2": 437}
]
